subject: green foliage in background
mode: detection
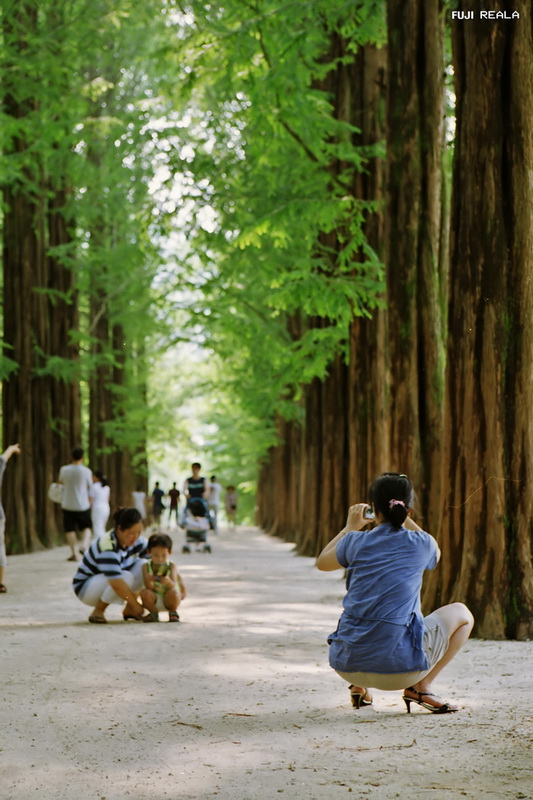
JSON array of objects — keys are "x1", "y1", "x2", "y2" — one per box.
[
  {"x1": 1, "y1": 0, "x2": 181, "y2": 467},
  {"x1": 2, "y1": 0, "x2": 387, "y2": 515},
  {"x1": 157, "y1": 0, "x2": 387, "y2": 503}
]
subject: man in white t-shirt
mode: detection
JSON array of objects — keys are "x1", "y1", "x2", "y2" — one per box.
[
  {"x1": 208, "y1": 475, "x2": 223, "y2": 534},
  {"x1": 58, "y1": 447, "x2": 93, "y2": 561}
]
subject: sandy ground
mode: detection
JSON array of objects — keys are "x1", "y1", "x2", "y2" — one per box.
[{"x1": 1, "y1": 525, "x2": 533, "y2": 800}]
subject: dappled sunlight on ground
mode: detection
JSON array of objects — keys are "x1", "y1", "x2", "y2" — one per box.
[{"x1": 1, "y1": 528, "x2": 533, "y2": 798}]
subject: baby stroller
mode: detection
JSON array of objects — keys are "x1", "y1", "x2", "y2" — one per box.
[{"x1": 182, "y1": 498, "x2": 212, "y2": 553}]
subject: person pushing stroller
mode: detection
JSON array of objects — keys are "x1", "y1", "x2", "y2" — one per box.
[
  {"x1": 181, "y1": 463, "x2": 213, "y2": 528},
  {"x1": 181, "y1": 498, "x2": 212, "y2": 553}
]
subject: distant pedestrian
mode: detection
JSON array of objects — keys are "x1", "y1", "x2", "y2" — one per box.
[
  {"x1": 167, "y1": 482, "x2": 180, "y2": 526},
  {"x1": 58, "y1": 447, "x2": 93, "y2": 561},
  {"x1": 0, "y1": 443, "x2": 21, "y2": 593},
  {"x1": 72, "y1": 507, "x2": 147, "y2": 624},
  {"x1": 225, "y1": 485, "x2": 238, "y2": 529},
  {"x1": 91, "y1": 471, "x2": 110, "y2": 538},
  {"x1": 151, "y1": 481, "x2": 165, "y2": 526},
  {"x1": 132, "y1": 487, "x2": 147, "y2": 521},
  {"x1": 183, "y1": 463, "x2": 212, "y2": 528},
  {"x1": 183, "y1": 463, "x2": 207, "y2": 503},
  {"x1": 208, "y1": 475, "x2": 222, "y2": 534}
]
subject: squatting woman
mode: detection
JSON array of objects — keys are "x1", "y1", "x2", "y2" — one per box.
[
  {"x1": 316, "y1": 473, "x2": 473, "y2": 713},
  {"x1": 73, "y1": 507, "x2": 147, "y2": 623}
]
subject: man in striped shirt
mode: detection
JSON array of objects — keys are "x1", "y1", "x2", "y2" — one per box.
[{"x1": 73, "y1": 507, "x2": 148, "y2": 623}]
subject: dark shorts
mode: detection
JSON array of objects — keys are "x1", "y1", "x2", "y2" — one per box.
[{"x1": 63, "y1": 508, "x2": 92, "y2": 534}]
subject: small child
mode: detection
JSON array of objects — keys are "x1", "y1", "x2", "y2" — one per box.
[{"x1": 141, "y1": 533, "x2": 186, "y2": 622}]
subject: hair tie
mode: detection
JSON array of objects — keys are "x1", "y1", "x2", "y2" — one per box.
[{"x1": 389, "y1": 499, "x2": 405, "y2": 509}]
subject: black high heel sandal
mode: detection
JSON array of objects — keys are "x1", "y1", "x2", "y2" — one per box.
[
  {"x1": 349, "y1": 685, "x2": 373, "y2": 709},
  {"x1": 402, "y1": 687, "x2": 458, "y2": 714}
]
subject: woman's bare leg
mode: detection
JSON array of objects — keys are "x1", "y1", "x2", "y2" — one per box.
[
  {"x1": 406, "y1": 602, "x2": 474, "y2": 708},
  {"x1": 90, "y1": 600, "x2": 109, "y2": 620}
]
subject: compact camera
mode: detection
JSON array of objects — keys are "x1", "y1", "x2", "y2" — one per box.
[{"x1": 363, "y1": 506, "x2": 375, "y2": 520}]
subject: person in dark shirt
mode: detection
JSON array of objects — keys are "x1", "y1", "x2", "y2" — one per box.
[
  {"x1": 167, "y1": 482, "x2": 180, "y2": 526},
  {"x1": 151, "y1": 482, "x2": 165, "y2": 526},
  {"x1": 183, "y1": 463, "x2": 206, "y2": 500},
  {"x1": 182, "y1": 463, "x2": 213, "y2": 528}
]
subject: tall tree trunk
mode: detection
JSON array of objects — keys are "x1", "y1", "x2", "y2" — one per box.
[
  {"x1": 386, "y1": 0, "x2": 446, "y2": 530},
  {"x1": 111, "y1": 323, "x2": 145, "y2": 508},
  {"x1": 89, "y1": 295, "x2": 148, "y2": 510},
  {"x1": 2, "y1": 5, "x2": 80, "y2": 551},
  {"x1": 346, "y1": 45, "x2": 389, "y2": 506},
  {"x1": 131, "y1": 345, "x2": 149, "y2": 497},
  {"x1": 2, "y1": 186, "x2": 43, "y2": 553},
  {"x1": 3, "y1": 186, "x2": 80, "y2": 551},
  {"x1": 48, "y1": 186, "x2": 81, "y2": 472},
  {"x1": 34, "y1": 184, "x2": 81, "y2": 546},
  {"x1": 88, "y1": 282, "x2": 114, "y2": 493},
  {"x1": 429, "y1": 1, "x2": 533, "y2": 638},
  {"x1": 257, "y1": 39, "x2": 387, "y2": 554}
]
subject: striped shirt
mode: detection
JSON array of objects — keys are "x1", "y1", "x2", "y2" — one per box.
[{"x1": 72, "y1": 530, "x2": 148, "y2": 596}]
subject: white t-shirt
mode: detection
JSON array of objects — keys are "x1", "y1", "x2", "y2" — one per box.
[
  {"x1": 208, "y1": 481, "x2": 222, "y2": 506},
  {"x1": 132, "y1": 491, "x2": 146, "y2": 517},
  {"x1": 59, "y1": 464, "x2": 93, "y2": 511},
  {"x1": 90, "y1": 482, "x2": 110, "y2": 508}
]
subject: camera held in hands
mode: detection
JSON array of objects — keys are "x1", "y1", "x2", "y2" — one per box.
[{"x1": 363, "y1": 506, "x2": 375, "y2": 520}]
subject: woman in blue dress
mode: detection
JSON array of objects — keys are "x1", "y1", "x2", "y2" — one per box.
[{"x1": 317, "y1": 473, "x2": 474, "y2": 713}]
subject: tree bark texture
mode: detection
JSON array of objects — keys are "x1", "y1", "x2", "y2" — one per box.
[
  {"x1": 2, "y1": 6, "x2": 80, "y2": 552},
  {"x1": 258, "y1": 2, "x2": 448, "y2": 555},
  {"x1": 257, "y1": 38, "x2": 389, "y2": 555},
  {"x1": 88, "y1": 282, "x2": 149, "y2": 511},
  {"x1": 385, "y1": 0, "x2": 446, "y2": 528},
  {"x1": 426, "y1": 1, "x2": 533, "y2": 638},
  {"x1": 2, "y1": 188, "x2": 80, "y2": 552},
  {"x1": 346, "y1": 44, "x2": 390, "y2": 509}
]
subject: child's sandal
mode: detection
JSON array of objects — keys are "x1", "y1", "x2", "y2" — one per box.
[
  {"x1": 142, "y1": 611, "x2": 160, "y2": 623},
  {"x1": 168, "y1": 611, "x2": 180, "y2": 623}
]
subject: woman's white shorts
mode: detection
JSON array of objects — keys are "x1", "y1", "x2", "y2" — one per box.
[
  {"x1": 335, "y1": 611, "x2": 450, "y2": 691},
  {"x1": 77, "y1": 560, "x2": 145, "y2": 607}
]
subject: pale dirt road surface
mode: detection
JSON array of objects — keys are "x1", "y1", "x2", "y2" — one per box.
[{"x1": 1, "y1": 526, "x2": 532, "y2": 800}]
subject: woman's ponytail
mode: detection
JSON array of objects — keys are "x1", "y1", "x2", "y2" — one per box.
[
  {"x1": 387, "y1": 498, "x2": 409, "y2": 528},
  {"x1": 369, "y1": 473, "x2": 414, "y2": 529},
  {"x1": 95, "y1": 469, "x2": 108, "y2": 487}
]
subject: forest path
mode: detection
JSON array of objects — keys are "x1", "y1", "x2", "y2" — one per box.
[{"x1": 1, "y1": 526, "x2": 532, "y2": 800}]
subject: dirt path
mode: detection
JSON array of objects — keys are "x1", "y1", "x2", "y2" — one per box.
[{"x1": 1, "y1": 526, "x2": 532, "y2": 800}]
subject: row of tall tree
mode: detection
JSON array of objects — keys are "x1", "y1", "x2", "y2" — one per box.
[
  {"x1": 169, "y1": 1, "x2": 388, "y2": 505},
  {"x1": 4, "y1": 0, "x2": 370, "y2": 548},
  {"x1": 1, "y1": 1, "x2": 176, "y2": 548},
  {"x1": 255, "y1": 0, "x2": 533, "y2": 639},
  {"x1": 3, "y1": 1, "x2": 532, "y2": 641}
]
